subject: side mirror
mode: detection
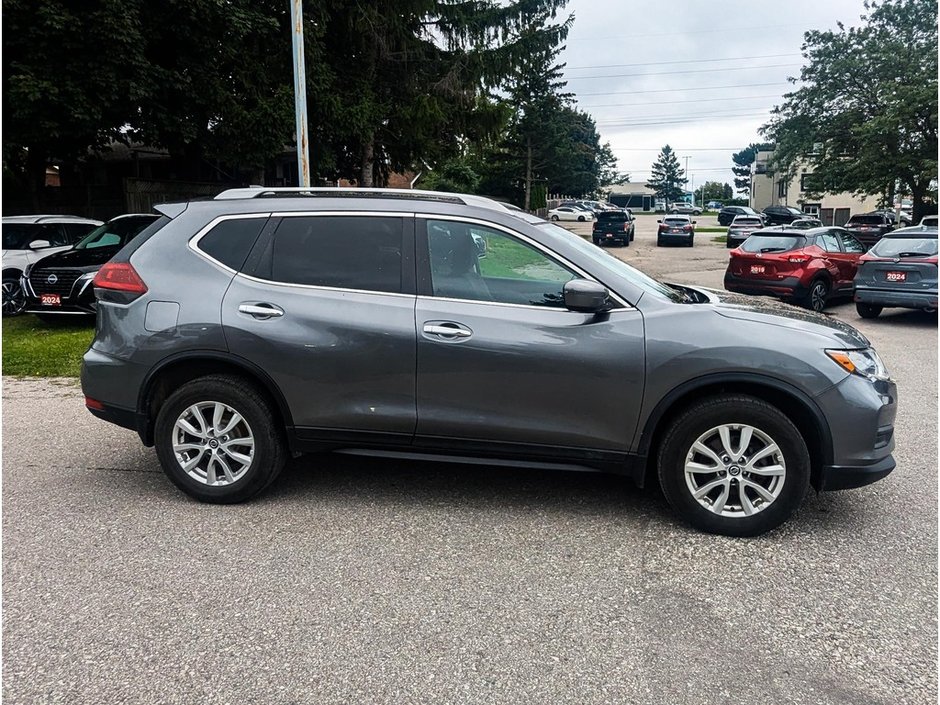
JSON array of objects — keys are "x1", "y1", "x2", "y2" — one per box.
[
  {"x1": 656, "y1": 219, "x2": 662, "y2": 223},
  {"x1": 29, "y1": 239, "x2": 51, "y2": 250},
  {"x1": 692, "y1": 221, "x2": 697, "y2": 225},
  {"x1": 564, "y1": 279, "x2": 610, "y2": 313}
]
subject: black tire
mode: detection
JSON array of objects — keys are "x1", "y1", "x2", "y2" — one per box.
[
  {"x1": 657, "y1": 394, "x2": 810, "y2": 536},
  {"x1": 578, "y1": 215, "x2": 586, "y2": 222},
  {"x1": 550, "y1": 215, "x2": 559, "y2": 221},
  {"x1": 154, "y1": 374, "x2": 286, "y2": 503},
  {"x1": 687, "y1": 236, "x2": 694, "y2": 247},
  {"x1": 657, "y1": 237, "x2": 664, "y2": 247},
  {"x1": 856, "y1": 302, "x2": 883, "y2": 319},
  {"x1": 2, "y1": 277, "x2": 26, "y2": 317},
  {"x1": 592, "y1": 238, "x2": 601, "y2": 246},
  {"x1": 630, "y1": 229, "x2": 635, "y2": 242},
  {"x1": 801, "y1": 277, "x2": 830, "y2": 312}
]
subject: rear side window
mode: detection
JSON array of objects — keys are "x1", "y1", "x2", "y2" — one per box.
[
  {"x1": 198, "y1": 217, "x2": 268, "y2": 271},
  {"x1": 260, "y1": 216, "x2": 402, "y2": 293},
  {"x1": 740, "y1": 235, "x2": 805, "y2": 253}
]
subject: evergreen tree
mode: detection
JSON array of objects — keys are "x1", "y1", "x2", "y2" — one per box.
[
  {"x1": 647, "y1": 145, "x2": 687, "y2": 202},
  {"x1": 731, "y1": 143, "x2": 773, "y2": 196}
]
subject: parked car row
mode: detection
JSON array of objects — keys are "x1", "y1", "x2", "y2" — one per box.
[
  {"x1": 724, "y1": 223, "x2": 937, "y2": 316},
  {"x1": 2, "y1": 213, "x2": 159, "y2": 318}
]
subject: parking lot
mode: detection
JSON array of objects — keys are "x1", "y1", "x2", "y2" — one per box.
[{"x1": 3, "y1": 214, "x2": 937, "y2": 705}]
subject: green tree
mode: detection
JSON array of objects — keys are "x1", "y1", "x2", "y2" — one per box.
[
  {"x1": 731, "y1": 143, "x2": 773, "y2": 196},
  {"x1": 762, "y1": 0, "x2": 938, "y2": 221},
  {"x1": 694, "y1": 181, "x2": 733, "y2": 203},
  {"x1": 647, "y1": 145, "x2": 687, "y2": 202}
]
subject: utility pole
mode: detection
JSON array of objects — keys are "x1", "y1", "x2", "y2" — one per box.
[
  {"x1": 290, "y1": 0, "x2": 310, "y2": 187},
  {"x1": 683, "y1": 156, "x2": 691, "y2": 205}
]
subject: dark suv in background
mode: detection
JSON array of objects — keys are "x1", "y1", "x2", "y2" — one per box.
[
  {"x1": 718, "y1": 206, "x2": 764, "y2": 226},
  {"x1": 82, "y1": 188, "x2": 897, "y2": 537},
  {"x1": 592, "y1": 209, "x2": 635, "y2": 247},
  {"x1": 844, "y1": 212, "x2": 895, "y2": 248},
  {"x1": 762, "y1": 205, "x2": 809, "y2": 225}
]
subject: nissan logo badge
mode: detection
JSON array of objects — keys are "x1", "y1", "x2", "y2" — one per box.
[{"x1": 46, "y1": 274, "x2": 58, "y2": 284}]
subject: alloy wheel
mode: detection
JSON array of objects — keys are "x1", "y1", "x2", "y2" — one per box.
[
  {"x1": 810, "y1": 280, "x2": 828, "y2": 312},
  {"x1": 684, "y1": 424, "x2": 786, "y2": 517},
  {"x1": 172, "y1": 401, "x2": 255, "y2": 486},
  {"x1": 2, "y1": 279, "x2": 26, "y2": 317}
]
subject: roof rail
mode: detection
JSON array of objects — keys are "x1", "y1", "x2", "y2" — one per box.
[{"x1": 214, "y1": 186, "x2": 466, "y2": 204}]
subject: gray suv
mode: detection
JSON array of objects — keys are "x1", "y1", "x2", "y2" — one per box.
[{"x1": 81, "y1": 188, "x2": 898, "y2": 536}]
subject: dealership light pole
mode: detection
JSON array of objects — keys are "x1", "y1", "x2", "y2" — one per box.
[
  {"x1": 684, "y1": 156, "x2": 691, "y2": 205},
  {"x1": 290, "y1": 0, "x2": 310, "y2": 187}
]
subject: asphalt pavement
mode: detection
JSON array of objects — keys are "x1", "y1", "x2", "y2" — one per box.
[{"x1": 3, "y1": 215, "x2": 937, "y2": 704}]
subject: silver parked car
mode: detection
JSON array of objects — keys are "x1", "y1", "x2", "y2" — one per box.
[{"x1": 81, "y1": 188, "x2": 897, "y2": 536}]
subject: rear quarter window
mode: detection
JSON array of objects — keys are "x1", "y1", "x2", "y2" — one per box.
[{"x1": 197, "y1": 217, "x2": 268, "y2": 271}]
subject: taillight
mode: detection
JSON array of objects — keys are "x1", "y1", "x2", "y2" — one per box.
[
  {"x1": 93, "y1": 262, "x2": 148, "y2": 294},
  {"x1": 788, "y1": 255, "x2": 809, "y2": 263},
  {"x1": 683, "y1": 225, "x2": 692, "y2": 231}
]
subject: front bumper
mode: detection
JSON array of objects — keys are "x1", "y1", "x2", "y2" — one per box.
[
  {"x1": 855, "y1": 286, "x2": 938, "y2": 310},
  {"x1": 819, "y1": 455, "x2": 895, "y2": 491}
]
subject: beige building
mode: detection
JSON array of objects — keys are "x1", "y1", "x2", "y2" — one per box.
[{"x1": 750, "y1": 150, "x2": 880, "y2": 226}]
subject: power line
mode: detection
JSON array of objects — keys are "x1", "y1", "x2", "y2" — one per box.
[
  {"x1": 611, "y1": 148, "x2": 750, "y2": 152},
  {"x1": 596, "y1": 106, "x2": 776, "y2": 124},
  {"x1": 599, "y1": 114, "x2": 771, "y2": 128},
  {"x1": 577, "y1": 82, "x2": 791, "y2": 98},
  {"x1": 565, "y1": 22, "x2": 812, "y2": 41},
  {"x1": 565, "y1": 52, "x2": 800, "y2": 71},
  {"x1": 565, "y1": 62, "x2": 800, "y2": 81},
  {"x1": 586, "y1": 94, "x2": 785, "y2": 111}
]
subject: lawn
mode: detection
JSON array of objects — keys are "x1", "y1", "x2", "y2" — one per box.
[{"x1": 2, "y1": 315, "x2": 95, "y2": 377}]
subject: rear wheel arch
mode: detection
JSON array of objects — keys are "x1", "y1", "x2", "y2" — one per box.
[
  {"x1": 138, "y1": 352, "x2": 294, "y2": 446},
  {"x1": 636, "y1": 375, "x2": 833, "y2": 491}
]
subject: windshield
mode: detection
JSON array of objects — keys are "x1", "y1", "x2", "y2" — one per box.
[
  {"x1": 537, "y1": 222, "x2": 683, "y2": 302},
  {"x1": 74, "y1": 216, "x2": 157, "y2": 250},
  {"x1": 921, "y1": 216, "x2": 938, "y2": 227},
  {"x1": 869, "y1": 236, "x2": 938, "y2": 258},
  {"x1": 2, "y1": 223, "x2": 45, "y2": 250},
  {"x1": 846, "y1": 215, "x2": 884, "y2": 225},
  {"x1": 740, "y1": 234, "x2": 805, "y2": 253}
]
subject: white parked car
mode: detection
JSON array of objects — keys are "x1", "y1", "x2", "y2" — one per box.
[
  {"x1": 548, "y1": 206, "x2": 594, "y2": 222},
  {"x1": 2, "y1": 214, "x2": 102, "y2": 316},
  {"x1": 919, "y1": 215, "x2": 938, "y2": 228}
]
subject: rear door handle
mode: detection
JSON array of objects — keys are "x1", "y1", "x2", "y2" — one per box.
[
  {"x1": 238, "y1": 302, "x2": 284, "y2": 319},
  {"x1": 423, "y1": 321, "x2": 472, "y2": 339}
]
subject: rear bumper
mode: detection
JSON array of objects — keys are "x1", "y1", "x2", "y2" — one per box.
[
  {"x1": 819, "y1": 455, "x2": 895, "y2": 491},
  {"x1": 723, "y1": 273, "x2": 808, "y2": 298},
  {"x1": 854, "y1": 286, "x2": 938, "y2": 310},
  {"x1": 658, "y1": 232, "x2": 693, "y2": 243}
]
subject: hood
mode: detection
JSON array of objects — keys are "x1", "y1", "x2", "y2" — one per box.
[
  {"x1": 31, "y1": 246, "x2": 120, "y2": 269},
  {"x1": 689, "y1": 286, "x2": 870, "y2": 349}
]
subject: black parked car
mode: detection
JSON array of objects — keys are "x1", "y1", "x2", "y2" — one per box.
[
  {"x1": 24, "y1": 214, "x2": 160, "y2": 319},
  {"x1": 762, "y1": 205, "x2": 808, "y2": 225},
  {"x1": 843, "y1": 213, "x2": 895, "y2": 248},
  {"x1": 592, "y1": 210, "x2": 635, "y2": 247},
  {"x1": 718, "y1": 206, "x2": 763, "y2": 226},
  {"x1": 854, "y1": 225, "x2": 938, "y2": 318}
]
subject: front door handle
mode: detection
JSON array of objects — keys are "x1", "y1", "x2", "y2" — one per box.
[
  {"x1": 423, "y1": 322, "x2": 472, "y2": 339},
  {"x1": 238, "y1": 302, "x2": 284, "y2": 319}
]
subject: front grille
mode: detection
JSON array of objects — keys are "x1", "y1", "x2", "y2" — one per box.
[{"x1": 30, "y1": 268, "x2": 84, "y2": 296}]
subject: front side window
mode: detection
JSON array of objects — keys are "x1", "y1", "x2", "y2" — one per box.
[
  {"x1": 426, "y1": 220, "x2": 575, "y2": 307},
  {"x1": 259, "y1": 216, "x2": 402, "y2": 293}
]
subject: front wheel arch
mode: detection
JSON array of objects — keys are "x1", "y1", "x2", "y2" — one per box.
[{"x1": 636, "y1": 375, "x2": 832, "y2": 491}]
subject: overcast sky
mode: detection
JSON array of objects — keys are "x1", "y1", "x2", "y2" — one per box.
[{"x1": 557, "y1": 0, "x2": 870, "y2": 195}]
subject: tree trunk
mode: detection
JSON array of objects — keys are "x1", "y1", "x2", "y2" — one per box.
[
  {"x1": 524, "y1": 137, "x2": 532, "y2": 211},
  {"x1": 360, "y1": 137, "x2": 374, "y2": 187},
  {"x1": 910, "y1": 180, "x2": 928, "y2": 223}
]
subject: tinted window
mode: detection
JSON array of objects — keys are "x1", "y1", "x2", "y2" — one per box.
[
  {"x1": 426, "y1": 220, "x2": 575, "y2": 307},
  {"x1": 847, "y1": 215, "x2": 885, "y2": 225},
  {"x1": 597, "y1": 211, "x2": 628, "y2": 223},
  {"x1": 836, "y1": 230, "x2": 866, "y2": 254},
  {"x1": 663, "y1": 218, "x2": 690, "y2": 226},
  {"x1": 64, "y1": 223, "x2": 98, "y2": 243},
  {"x1": 732, "y1": 218, "x2": 762, "y2": 226},
  {"x1": 818, "y1": 231, "x2": 841, "y2": 252},
  {"x1": 265, "y1": 216, "x2": 402, "y2": 293},
  {"x1": 741, "y1": 235, "x2": 805, "y2": 253},
  {"x1": 1, "y1": 223, "x2": 60, "y2": 249},
  {"x1": 869, "y1": 236, "x2": 938, "y2": 258},
  {"x1": 76, "y1": 216, "x2": 159, "y2": 250},
  {"x1": 198, "y1": 217, "x2": 267, "y2": 271}
]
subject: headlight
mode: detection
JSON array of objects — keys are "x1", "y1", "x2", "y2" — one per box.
[{"x1": 826, "y1": 348, "x2": 891, "y2": 382}]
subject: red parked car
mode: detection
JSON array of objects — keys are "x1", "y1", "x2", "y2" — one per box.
[{"x1": 724, "y1": 227, "x2": 868, "y2": 312}]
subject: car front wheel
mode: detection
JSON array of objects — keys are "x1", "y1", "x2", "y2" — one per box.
[
  {"x1": 577, "y1": 216, "x2": 586, "y2": 222},
  {"x1": 657, "y1": 395, "x2": 810, "y2": 536},
  {"x1": 2, "y1": 278, "x2": 26, "y2": 317},
  {"x1": 154, "y1": 374, "x2": 286, "y2": 503}
]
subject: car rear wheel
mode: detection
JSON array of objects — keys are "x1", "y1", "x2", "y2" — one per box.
[
  {"x1": 802, "y1": 277, "x2": 830, "y2": 312},
  {"x1": 656, "y1": 236, "x2": 664, "y2": 247},
  {"x1": 856, "y1": 302, "x2": 883, "y2": 319},
  {"x1": 657, "y1": 394, "x2": 810, "y2": 536},
  {"x1": 154, "y1": 374, "x2": 286, "y2": 503},
  {"x1": 2, "y1": 278, "x2": 26, "y2": 317},
  {"x1": 687, "y1": 236, "x2": 694, "y2": 248},
  {"x1": 550, "y1": 215, "x2": 559, "y2": 221}
]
